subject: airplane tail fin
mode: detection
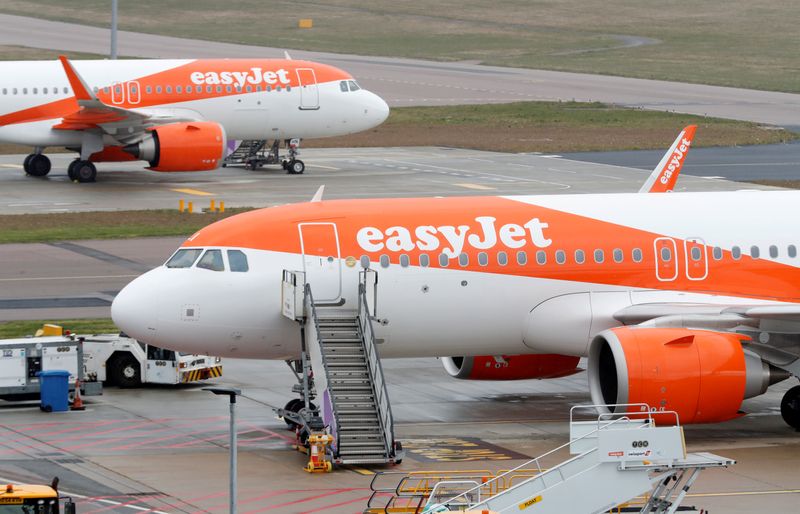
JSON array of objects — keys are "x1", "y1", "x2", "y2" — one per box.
[{"x1": 639, "y1": 125, "x2": 697, "y2": 193}]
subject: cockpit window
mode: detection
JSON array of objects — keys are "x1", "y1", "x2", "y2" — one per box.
[
  {"x1": 348, "y1": 80, "x2": 360, "y2": 91},
  {"x1": 166, "y1": 248, "x2": 202, "y2": 268},
  {"x1": 340, "y1": 81, "x2": 348, "y2": 92},
  {"x1": 227, "y1": 250, "x2": 249, "y2": 272},
  {"x1": 197, "y1": 249, "x2": 225, "y2": 271}
]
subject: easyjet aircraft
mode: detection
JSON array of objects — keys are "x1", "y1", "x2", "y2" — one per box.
[
  {"x1": 112, "y1": 128, "x2": 800, "y2": 432},
  {"x1": 0, "y1": 56, "x2": 388, "y2": 182}
]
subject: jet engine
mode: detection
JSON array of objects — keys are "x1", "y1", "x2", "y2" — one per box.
[
  {"x1": 588, "y1": 327, "x2": 789, "y2": 424},
  {"x1": 442, "y1": 354, "x2": 581, "y2": 381},
  {"x1": 123, "y1": 122, "x2": 226, "y2": 171}
]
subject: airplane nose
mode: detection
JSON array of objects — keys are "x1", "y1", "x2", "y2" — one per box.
[
  {"x1": 111, "y1": 269, "x2": 160, "y2": 342},
  {"x1": 366, "y1": 91, "x2": 390, "y2": 126}
]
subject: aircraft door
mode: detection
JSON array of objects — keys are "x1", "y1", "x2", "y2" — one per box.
[
  {"x1": 296, "y1": 68, "x2": 320, "y2": 110},
  {"x1": 654, "y1": 237, "x2": 678, "y2": 282},
  {"x1": 111, "y1": 82, "x2": 124, "y2": 105},
  {"x1": 299, "y1": 222, "x2": 342, "y2": 303},
  {"x1": 127, "y1": 81, "x2": 141, "y2": 104},
  {"x1": 684, "y1": 238, "x2": 708, "y2": 281}
]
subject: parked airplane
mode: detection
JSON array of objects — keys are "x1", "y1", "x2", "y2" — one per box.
[
  {"x1": 112, "y1": 128, "x2": 800, "y2": 433},
  {"x1": 0, "y1": 56, "x2": 389, "y2": 182}
]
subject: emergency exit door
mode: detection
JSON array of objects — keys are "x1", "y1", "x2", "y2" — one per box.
[{"x1": 299, "y1": 222, "x2": 342, "y2": 303}]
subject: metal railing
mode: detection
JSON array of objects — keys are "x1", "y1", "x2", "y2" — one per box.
[
  {"x1": 357, "y1": 276, "x2": 395, "y2": 459},
  {"x1": 421, "y1": 405, "x2": 670, "y2": 513}
]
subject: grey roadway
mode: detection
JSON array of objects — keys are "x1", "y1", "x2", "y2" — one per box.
[{"x1": 0, "y1": 14, "x2": 799, "y2": 127}]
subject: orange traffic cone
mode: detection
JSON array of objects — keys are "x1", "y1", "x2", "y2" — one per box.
[{"x1": 71, "y1": 379, "x2": 85, "y2": 411}]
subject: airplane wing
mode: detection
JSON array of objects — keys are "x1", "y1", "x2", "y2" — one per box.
[
  {"x1": 54, "y1": 56, "x2": 200, "y2": 144},
  {"x1": 639, "y1": 125, "x2": 697, "y2": 193}
]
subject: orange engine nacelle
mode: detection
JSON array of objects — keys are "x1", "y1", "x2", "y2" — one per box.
[
  {"x1": 123, "y1": 122, "x2": 226, "y2": 172},
  {"x1": 442, "y1": 354, "x2": 581, "y2": 381},
  {"x1": 588, "y1": 327, "x2": 786, "y2": 424}
]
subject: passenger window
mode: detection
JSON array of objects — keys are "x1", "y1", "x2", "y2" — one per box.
[
  {"x1": 340, "y1": 81, "x2": 348, "y2": 92},
  {"x1": 555, "y1": 250, "x2": 566, "y2": 264},
  {"x1": 206, "y1": 86, "x2": 213, "y2": 93},
  {"x1": 594, "y1": 249, "x2": 605, "y2": 264},
  {"x1": 184, "y1": 85, "x2": 191, "y2": 93},
  {"x1": 33, "y1": 87, "x2": 38, "y2": 94},
  {"x1": 497, "y1": 251, "x2": 508, "y2": 266},
  {"x1": 712, "y1": 247, "x2": 723, "y2": 260},
  {"x1": 216, "y1": 85, "x2": 223, "y2": 93},
  {"x1": 575, "y1": 249, "x2": 585, "y2": 264},
  {"x1": 690, "y1": 247, "x2": 702, "y2": 261},
  {"x1": 380, "y1": 255, "x2": 390, "y2": 268},
  {"x1": 227, "y1": 250, "x2": 249, "y2": 272},
  {"x1": 117, "y1": 85, "x2": 123, "y2": 94},
  {"x1": 732, "y1": 246, "x2": 741, "y2": 260},
  {"x1": 438, "y1": 253, "x2": 449, "y2": 267},
  {"x1": 276, "y1": 85, "x2": 282, "y2": 92},
  {"x1": 197, "y1": 249, "x2": 224, "y2": 271},
  {"x1": 750, "y1": 246, "x2": 760, "y2": 259},
  {"x1": 166, "y1": 86, "x2": 172, "y2": 93},
  {"x1": 227, "y1": 85, "x2": 232, "y2": 93},
  {"x1": 769, "y1": 245, "x2": 778, "y2": 258},
  {"x1": 360, "y1": 255, "x2": 370, "y2": 269},
  {"x1": 789, "y1": 245, "x2": 797, "y2": 258},
  {"x1": 176, "y1": 85, "x2": 182, "y2": 93},
  {"x1": 613, "y1": 248, "x2": 623, "y2": 263},
  {"x1": 660, "y1": 247, "x2": 671, "y2": 262},
  {"x1": 399, "y1": 254, "x2": 410, "y2": 268},
  {"x1": 349, "y1": 80, "x2": 360, "y2": 91},
  {"x1": 459, "y1": 253, "x2": 469, "y2": 267},
  {"x1": 516, "y1": 251, "x2": 527, "y2": 265},
  {"x1": 166, "y1": 248, "x2": 202, "y2": 268},
  {"x1": 246, "y1": 85, "x2": 253, "y2": 92},
  {"x1": 156, "y1": 85, "x2": 162, "y2": 94},
  {"x1": 44, "y1": 87, "x2": 49, "y2": 94},
  {"x1": 12, "y1": 88, "x2": 17, "y2": 95},
  {"x1": 22, "y1": 88, "x2": 27, "y2": 94},
  {"x1": 256, "y1": 85, "x2": 262, "y2": 92},
  {"x1": 1, "y1": 89, "x2": 5, "y2": 95},
  {"x1": 286, "y1": 85, "x2": 291, "y2": 92},
  {"x1": 632, "y1": 248, "x2": 643, "y2": 263},
  {"x1": 536, "y1": 251, "x2": 546, "y2": 265},
  {"x1": 267, "y1": 85, "x2": 272, "y2": 92},
  {"x1": 419, "y1": 254, "x2": 429, "y2": 267},
  {"x1": 478, "y1": 252, "x2": 488, "y2": 266}
]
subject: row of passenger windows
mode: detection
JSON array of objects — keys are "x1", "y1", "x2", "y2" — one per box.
[
  {"x1": 166, "y1": 248, "x2": 249, "y2": 272},
  {"x1": 1, "y1": 86, "x2": 71, "y2": 95},
  {"x1": 354, "y1": 243, "x2": 798, "y2": 269}
]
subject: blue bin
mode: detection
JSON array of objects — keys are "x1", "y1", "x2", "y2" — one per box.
[{"x1": 37, "y1": 370, "x2": 71, "y2": 412}]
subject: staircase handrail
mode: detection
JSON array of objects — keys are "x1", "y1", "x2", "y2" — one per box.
[
  {"x1": 420, "y1": 409, "x2": 659, "y2": 513},
  {"x1": 357, "y1": 280, "x2": 395, "y2": 458},
  {"x1": 302, "y1": 283, "x2": 342, "y2": 445}
]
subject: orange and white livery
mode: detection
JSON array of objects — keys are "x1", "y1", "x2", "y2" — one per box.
[
  {"x1": 113, "y1": 186, "x2": 800, "y2": 430},
  {"x1": 0, "y1": 57, "x2": 388, "y2": 181}
]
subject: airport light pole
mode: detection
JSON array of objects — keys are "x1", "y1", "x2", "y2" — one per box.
[
  {"x1": 204, "y1": 387, "x2": 242, "y2": 514},
  {"x1": 110, "y1": 0, "x2": 118, "y2": 59}
]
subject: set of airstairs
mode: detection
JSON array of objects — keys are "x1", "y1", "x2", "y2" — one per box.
[
  {"x1": 281, "y1": 270, "x2": 402, "y2": 466},
  {"x1": 222, "y1": 139, "x2": 271, "y2": 169},
  {"x1": 364, "y1": 406, "x2": 734, "y2": 514}
]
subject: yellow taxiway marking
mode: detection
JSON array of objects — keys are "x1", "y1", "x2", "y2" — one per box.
[
  {"x1": 349, "y1": 467, "x2": 375, "y2": 475},
  {"x1": 455, "y1": 183, "x2": 496, "y2": 191},
  {"x1": 171, "y1": 188, "x2": 214, "y2": 196},
  {"x1": 0, "y1": 164, "x2": 23, "y2": 168}
]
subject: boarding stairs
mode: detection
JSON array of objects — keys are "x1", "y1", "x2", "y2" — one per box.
[
  {"x1": 364, "y1": 406, "x2": 733, "y2": 514},
  {"x1": 281, "y1": 269, "x2": 402, "y2": 466},
  {"x1": 223, "y1": 139, "x2": 279, "y2": 169}
]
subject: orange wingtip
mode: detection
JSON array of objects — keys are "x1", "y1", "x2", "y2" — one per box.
[{"x1": 58, "y1": 55, "x2": 93, "y2": 101}]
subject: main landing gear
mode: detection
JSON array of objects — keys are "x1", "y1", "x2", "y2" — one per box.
[
  {"x1": 23, "y1": 153, "x2": 51, "y2": 177},
  {"x1": 67, "y1": 160, "x2": 97, "y2": 183},
  {"x1": 781, "y1": 385, "x2": 800, "y2": 431}
]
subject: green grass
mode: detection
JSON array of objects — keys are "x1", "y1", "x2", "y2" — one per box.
[
  {"x1": 0, "y1": 318, "x2": 117, "y2": 338},
  {"x1": 4, "y1": 1, "x2": 799, "y2": 92},
  {"x1": 0, "y1": 209, "x2": 251, "y2": 244}
]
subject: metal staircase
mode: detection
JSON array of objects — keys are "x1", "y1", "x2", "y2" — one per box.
[
  {"x1": 281, "y1": 270, "x2": 401, "y2": 466},
  {"x1": 222, "y1": 139, "x2": 269, "y2": 168},
  {"x1": 364, "y1": 406, "x2": 734, "y2": 514}
]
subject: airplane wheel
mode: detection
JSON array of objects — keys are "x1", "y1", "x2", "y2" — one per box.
[
  {"x1": 780, "y1": 385, "x2": 800, "y2": 431},
  {"x1": 73, "y1": 160, "x2": 97, "y2": 183},
  {"x1": 26, "y1": 154, "x2": 51, "y2": 177},
  {"x1": 284, "y1": 398, "x2": 302, "y2": 429},
  {"x1": 287, "y1": 159, "x2": 305, "y2": 174},
  {"x1": 23, "y1": 154, "x2": 34, "y2": 172},
  {"x1": 67, "y1": 160, "x2": 79, "y2": 181}
]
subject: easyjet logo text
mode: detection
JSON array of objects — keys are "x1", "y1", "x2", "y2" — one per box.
[
  {"x1": 190, "y1": 68, "x2": 291, "y2": 88},
  {"x1": 356, "y1": 216, "x2": 551, "y2": 258},
  {"x1": 660, "y1": 137, "x2": 692, "y2": 185}
]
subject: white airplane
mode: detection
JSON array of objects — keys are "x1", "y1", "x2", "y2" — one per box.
[
  {"x1": 113, "y1": 129, "x2": 800, "y2": 431},
  {"x1": 0, "y1": 56, "x2": 389, "y2": 182}
]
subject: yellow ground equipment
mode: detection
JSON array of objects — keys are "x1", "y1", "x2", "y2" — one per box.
[
  {"x1": 0, "y1": 480, "x2": 75, "y2": 514},
  {"x1": 304, "y1": 433, "x2": 334, "y2": 473}
]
